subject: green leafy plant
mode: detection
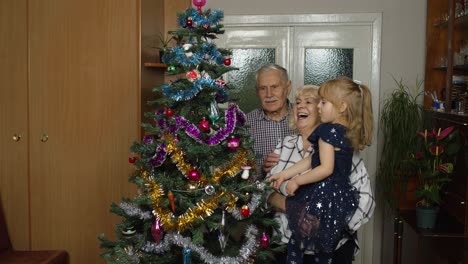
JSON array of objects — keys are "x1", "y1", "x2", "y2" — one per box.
[
  {"x1": 378, "y1": 77, "x2": 424, "y2": 211},
  {"x1": 404, "y1": 126, "x2": 461, "y2": 208},
  {"x1": 158, "y1": 32, "x2": 174, "y2": 50}
]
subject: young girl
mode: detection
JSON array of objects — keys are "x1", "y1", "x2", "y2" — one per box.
[{"x1": 269, "y1": 77, "x2": 373, "y2": 263}]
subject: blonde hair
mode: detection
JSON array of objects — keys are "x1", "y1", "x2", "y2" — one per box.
[
  {"x1": 288, "y1": 85, "x2": 320, "y2": 131},
  {"x1": 318, "y1": 77, "x2": 373, "y2": 150}
]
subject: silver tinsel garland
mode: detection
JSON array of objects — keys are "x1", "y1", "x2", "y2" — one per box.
[{"x1": 141, "y1": 225, "x2": 259, "y2": 264}]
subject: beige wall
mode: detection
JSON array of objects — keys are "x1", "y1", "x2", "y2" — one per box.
[{"x1": 203, "y1": 0, "x2": 427, "y2": 263}]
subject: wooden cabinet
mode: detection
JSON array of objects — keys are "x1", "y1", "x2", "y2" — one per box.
[
  {"x1": 0, "y1": 0, "x2": 140, "y2": 263},
  {"x1": 425, "y1": 0, "x2": 468, "y2": 111},
  {"x1": 425, "y1": 0, "x2": 468, "y2": 229}
]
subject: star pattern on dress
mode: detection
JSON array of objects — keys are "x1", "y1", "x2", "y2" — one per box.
[
  {"x1": 331, "y1": 128, "x2": 336, "y2": 133},
  {"x1": 316, "y1": 202, "x2": 322, "y2": 209}
]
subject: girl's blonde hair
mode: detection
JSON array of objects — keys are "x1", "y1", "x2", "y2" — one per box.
[
  {"x1": 318, "y1": 77, "x2": 373, "y2": 150},
  {"x1": 288, "y1": 85, "x2": 320, "y2": 131}
]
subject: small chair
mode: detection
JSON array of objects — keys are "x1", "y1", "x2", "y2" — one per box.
[{"x1": 0, "y1": 198, "x2": 68, "y2": 264}]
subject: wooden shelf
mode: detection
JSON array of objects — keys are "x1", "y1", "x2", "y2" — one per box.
[{"x1": 143, "y1": 62, "x2": 167, "y2": 68}]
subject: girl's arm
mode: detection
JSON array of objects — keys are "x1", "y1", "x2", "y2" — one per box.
[
  {"x1": 269, "y1": 155, "x2": 312, "y2": 189},
  {"x1": 291, "y1": 138, "x2": 334, "y2": 186}
]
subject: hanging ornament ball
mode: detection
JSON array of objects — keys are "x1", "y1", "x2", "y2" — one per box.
[
  {"x1": 227, "y1": 137, "x2": 240, "y2": 150},
  {"x1": 241, "y1": 205, "x2": 250, "y2": 217},
  {"x1": 188, "y1": 169, "x2": 201, "y2": 181},
  {"x1": 223, "y1": 58, "x2": 232, "y2": 66},
  {"x1": 165, "y1": 109, "x2": 174, "y2": 117},
  {"x1": 203, "y1": 24, "x2": 209, "y2": 30},
  {"x1": 121, "y1": 226, "x2": 136, "y2": 237},
  {"x1": 128, "y1": 157, "x2": 136, "y2": 163},
  {"x1": 204, "y1": 185, "x2": 215, "y2": 195},
  {"x1": 199, "y1": 118, "x2": 210, "y2": 132},
  {"x1": 192, "y1": 0, "x2": 206, "y2": 7},
  {"x1": 186, "y1": 18, "x2": 193, "y2": 27},
  {"x1": 167, "y1": 65, "x2": 176, "y2": 72},
  {"x1": 260, "y1": 232, "x2": 270, "y2": 248}
]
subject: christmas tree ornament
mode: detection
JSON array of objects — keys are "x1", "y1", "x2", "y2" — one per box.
[
  {"x1": 240, "y1": 165, "x2": 252, "y2": 179},
  {"x1": 204, "y1": 185, "x2": 215, "y2": 195},
  {"x1": 208, "y1": 100, "x2": 220, "y2": 125},
  {"x1": 186, "y1": 70, "x2": 200, "y2": 82},
  {"x1": 167, "y1": 65, "x2": 176, "y2": 72},
  {"x1": 218, "y1": 210, "x2": 228, "y2": 252},
  {"x1": 128, "y1": 157, "x2": 136, "y2": 163},
  {"x1": 203, "y1": 24, "x2": 209, "y2": 30},
  {"x1": 223, "y1": 57, "x2": 231, "y2": 66},
  {"x1": 227, "y1": 137, "x2": 240, "y2": 150},
  {"x1": 185, "y1": 18, "x2": 193, "y2": 28},
  {"x1": 151, "y1": 218, "x2": 164, "y2": 244},
  {"x1": 168, "y1": 191, "x2": 175, "y2": 212},
  {"x1": 182, "y1": 43, "x2": 194, "y2": 58},
  {"x1": 192, "y1": 0, "x2": 206, "y2": 14},
  {"x1": 121, "y1": 226, "x2": 136, "y2": 237},
  {"x1": 183, "y1": 248, "x2": 192, "y2": 264},
  {"x1": 188, "y1": 169, "x2": 201, "y2": 181},
  {"x1": 199, "y1": 117, "x2": 210, "y2": 132},
  {"x1": 241, "y1": 205, "x2": 250, "y2": 217},
  {"x1": 260, "y1": 232, "x2": 270, "y2": 248},
  {"x1": 165, "y1": 109, "x2": 174, "y2": 117}
]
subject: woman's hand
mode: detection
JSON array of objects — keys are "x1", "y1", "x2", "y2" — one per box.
[{"x1": 285, "y1": 178, "x2": 299, "y2": 196}]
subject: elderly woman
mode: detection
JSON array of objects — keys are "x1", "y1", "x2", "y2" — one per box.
[{"x1": 265, "y1": 85, "x2": 374, "y2": 263}]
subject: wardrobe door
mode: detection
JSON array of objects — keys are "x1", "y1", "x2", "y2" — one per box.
[
  {"x1": 0, "y1": 0, "x2": 30, "y2": 250},
  {"x1": 28, "y1": 0, "x2": 139, "y2": 263}
]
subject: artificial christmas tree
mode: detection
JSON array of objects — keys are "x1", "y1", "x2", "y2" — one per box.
[{"x1": 99, "y1": 1, "x2": 282, "y2": 263}]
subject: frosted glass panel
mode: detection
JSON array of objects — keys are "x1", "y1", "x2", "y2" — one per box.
[
  {"x1": 227, "y1": 48, "x2": 275, "y2": 113},
  {"x1": 304, "y1": 48, "x2": 353, "y2": 85}
]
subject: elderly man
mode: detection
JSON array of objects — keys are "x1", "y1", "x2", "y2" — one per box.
[{"x1": 246, "y1": 63, "x2": 294, "y2": 180}]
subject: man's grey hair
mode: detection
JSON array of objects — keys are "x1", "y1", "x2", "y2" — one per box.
[{"x1": 255, "y1": 63, "x2": 289, "y2": 86}]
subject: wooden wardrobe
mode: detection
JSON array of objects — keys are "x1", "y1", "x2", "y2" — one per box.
[{"x1": 0, "y1": 0, "x2": 140, "y2": 263}]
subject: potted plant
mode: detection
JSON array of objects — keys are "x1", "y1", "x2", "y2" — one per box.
[
  {"x1": 378, "y1": 77, "x2": 424, "y2": 212},
  {"x1": 157, "y1": 32, "x2": 174, "y2": 62},
  {"x1": 404, "y1": 126, "x2": 461, "y2": 228}
]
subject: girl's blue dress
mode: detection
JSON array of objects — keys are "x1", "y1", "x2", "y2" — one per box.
[{"x1": 285, "y1": 123, "x2": 358, "y2": 263}]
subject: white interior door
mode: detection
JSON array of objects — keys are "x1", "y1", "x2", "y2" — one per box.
[{"x1": 215, "y1": 14, "x2": 381, "y2": 264}]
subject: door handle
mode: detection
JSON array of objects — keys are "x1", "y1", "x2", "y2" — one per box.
[
  {"x1": 40, "y1": 134, "x2": 49, "y2": 142},
  {"x1": 12, "y1": 134, "x2": 22, "y2": 142}
]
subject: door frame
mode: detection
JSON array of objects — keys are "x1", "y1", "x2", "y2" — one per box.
[{"x1": 221, "y1": 13, "x2": 382, "y2": 264}]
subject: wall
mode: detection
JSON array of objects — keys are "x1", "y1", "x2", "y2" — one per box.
[{"x1": 203, "y1": 0, "x2": 427, "y2": 263}]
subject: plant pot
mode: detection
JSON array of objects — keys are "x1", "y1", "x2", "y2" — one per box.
[
  {"x1": 416, "y1": 206, "x2": 439, "y2": 229},
  {"x1": 159, "y1": 49, "x2": 165, "y2": 63}
]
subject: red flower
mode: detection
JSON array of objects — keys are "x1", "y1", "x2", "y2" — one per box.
[
  {"x1": 429, "y1": 145, "x2": 444, "y2": 156},
  {"x1": 436, "y1": 126, "x2": 454, "y2": 140}
]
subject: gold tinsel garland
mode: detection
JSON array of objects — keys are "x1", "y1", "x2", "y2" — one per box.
[
  {"x1": 141, "y1": 134, "x2": 250, "y2": 232},
  {"x1": 164, "y1": 134, "x2": 249, "y2": 184}
]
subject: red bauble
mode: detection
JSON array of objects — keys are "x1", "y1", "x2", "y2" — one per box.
[
  {"x1": 227, "y1": 137, "x2": 240, "y2": 150},
  {"x1": 199, "y1": 118, "x2": 210, "y2": 132},
  {"x1": 188, "y1": 169, "x2": 201, "y2": 181},
  {"x1": 128, "y1": 157, "x2": 136, "y2": 163},
  {"x1": 223, "y1": 58, "x2": 231, "y2": 66},
  {"x1": 241, "y1": 205, "x2": 250, "y2": 217},
  {"x1": 165, "y1": 109, "x2": 174, "y2": 117},
  {"x1": 186, "y1": 19, "x2": 193, "y2": 27},
  {"x1": 260, "y1": 232, "x2": 270, "y2": 248}
]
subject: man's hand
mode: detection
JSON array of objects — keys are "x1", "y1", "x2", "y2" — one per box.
[{"x1": 263, "y1": 152, "x2": 280, "y2": 174}]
